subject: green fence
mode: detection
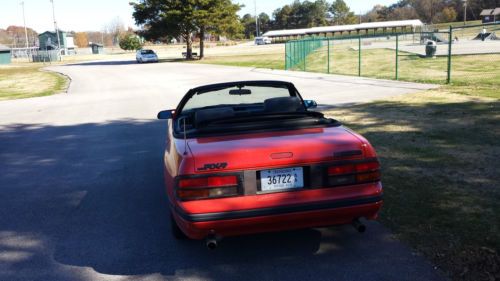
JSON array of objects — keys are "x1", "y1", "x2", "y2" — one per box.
[
  {"x1": 285, "y1": 39, "x2": 324, "y2": 71},
  {"x1": 284, "y1": 22, "x2": 500, "y2": 87},
  {"x1": 445, "y1": 22, "x2": 500, "y2": 95}
]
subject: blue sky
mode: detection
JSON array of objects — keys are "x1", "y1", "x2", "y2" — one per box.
[{"x1": 0, "y1": 0, "x2": 397, "y2": 33}]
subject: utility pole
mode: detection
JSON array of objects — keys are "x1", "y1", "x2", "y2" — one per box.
[
  {"x1": 21, "y1": 1, "x2": 30, "y2": 61},
  {"x1": 463, "y1": 0, "x2": 467, "y2": 25},
  {"x1": 254, "y1": 0, "x2": 259, "y2": 37},
  {"x1": 50, "y1": 0, "x2": 61, "y2": 51}
]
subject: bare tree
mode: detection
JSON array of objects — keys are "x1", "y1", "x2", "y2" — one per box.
[{"x1": 104, "y1": 17, "x2": 125, "y2": 46}]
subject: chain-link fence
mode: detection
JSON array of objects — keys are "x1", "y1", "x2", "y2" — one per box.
[
  {"x1": 30, "y1": 49, "x2": 61, "y2": 62},
  {"x1": 446, "y1": 23, "x2": 500, "y2": 95},
  {"x1": 285, "y1": 22, "x2": 500, "y2": 88}
]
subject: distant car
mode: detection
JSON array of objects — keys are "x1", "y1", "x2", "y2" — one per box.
[
  {"x1": 136, "y1": 49, "x2": 158, "y2": 63},
  {"x1": 255, "y1": 36, "x2": 272, "y2": 45},
  {"x1": 157, "y1": 80, "x2": 383, "y2": 249}
]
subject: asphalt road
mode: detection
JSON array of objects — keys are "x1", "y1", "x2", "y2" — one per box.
[{"x1": 0, "y1": 61, "x2": 443, "y2": 281}]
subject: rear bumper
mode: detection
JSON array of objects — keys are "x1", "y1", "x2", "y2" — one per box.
[
  {"x1": 172, "y1": 195, "x2": 383, "y2": 239},
  {"x1": 139, "y1": 57, "x2": 158, "y2": 62}
]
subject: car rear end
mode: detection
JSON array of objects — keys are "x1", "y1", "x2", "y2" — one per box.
[
  {"x1": 254, "y1": 37, "x2": 265, "y2": 45},
  {"x1": 139, "y1": 50, "x2": 158, "y2": 62},
  {"x1": 169, "y1": 126, "x2": 383, "y2": 241}
]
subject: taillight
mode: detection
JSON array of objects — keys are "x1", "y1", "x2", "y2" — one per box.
[
  {"x1": 327, "y1": 160, "x2": 380, "y2": 186},
  {"x1": 176, "y1": 175, "x2": 240, "y2": 201}
]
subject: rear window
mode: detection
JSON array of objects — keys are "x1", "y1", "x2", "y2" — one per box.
[{"x1": 182, "y1": 85, "x2": 291, "y2": 112}]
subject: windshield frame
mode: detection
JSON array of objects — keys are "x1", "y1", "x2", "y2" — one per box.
[{"x1": 174, "y1": 80, "x2": 305, "y2": 118}]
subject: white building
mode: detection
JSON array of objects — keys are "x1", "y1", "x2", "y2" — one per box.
[{"x1": 262, "y1": 19, "x2": 424, "y2": 42}]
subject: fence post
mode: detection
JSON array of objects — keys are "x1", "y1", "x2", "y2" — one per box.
[
  {"x1": 292, "y1": 42, "x2": 295, "y2": 69},
  {"x1": 446, "y1": 26, "x2": 453, "y2": 84},
  {"x1": 285, "y1": 42, "x2": 288, "y2": 70},
  {"x1": 358, "y1": 35, "x2": 361, "y2": 77},
  {"x1": 327, "y1": 39, "x2": 330, "y2": 74},
  {"x1": 302, "y1": 40, "x2": 306, "y2": 71},
  {"x1": 395, "y1": 34, "x2": 399, "y2": 80}
]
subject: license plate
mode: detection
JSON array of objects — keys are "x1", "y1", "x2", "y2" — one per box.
[{"x1": 260, "y1": 167, "x2": 304, "y2": 192}]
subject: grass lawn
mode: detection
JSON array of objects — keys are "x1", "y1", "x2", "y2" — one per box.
[
  {"x1": 325, "y1": 90, "x2": 500, "y2": 280},
  {"x1": 303, "y1": 45, "x2": 500, "y2": 98},
  {"x1": 432, "y1": 20, "x2": 482, "y2": 29},
  {"x1": 195, "y1": 53, "x2": 284, "y2": 69},
  {"x1": 0, "y1": 64, "x2": 68, "y2": 101}
]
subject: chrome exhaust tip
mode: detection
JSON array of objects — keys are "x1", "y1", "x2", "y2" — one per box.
[{"x1": 206, "y1": 236, "x2": 218, "y2": 250}]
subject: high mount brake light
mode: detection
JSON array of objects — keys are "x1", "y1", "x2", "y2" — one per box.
[
  {"x1": 177, "y1": 175, "x2": 239, "y2": 201},
  {"x1": 327, "y1": 160, "x2": 381, "y2": 186}
]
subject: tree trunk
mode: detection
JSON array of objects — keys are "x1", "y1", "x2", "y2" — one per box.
[
  {"x1": 187, "y1": 36, "x2": 193, "y2": 60},
  {"x1": 184, "y1": 33, "x2": 193, "y2": 60},
  {"x1": 199, "y1": 26, "x2": 205, "y2": 60}
]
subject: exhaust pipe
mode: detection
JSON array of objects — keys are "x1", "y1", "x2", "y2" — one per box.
[
  {"x1": 206, "y1": 235, "x2": 218, "y2": 250},
  {"x1": 352, "y1": 219, "x2": 366, "y2": 233}
]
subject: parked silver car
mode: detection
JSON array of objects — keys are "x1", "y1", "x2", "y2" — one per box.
[
  {"x1": 136, "y1": 49, "x2": 159, "y2": 63},
  {"x1": 255, "y1": 37, "x2": 272, "y2": 45}
]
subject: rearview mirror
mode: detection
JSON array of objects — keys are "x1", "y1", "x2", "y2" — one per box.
[
  {"x1": 229, "y1": 89, "x2": 251, "y2": 95},
  {"x1": 157, "y1": 110, "x2": 174, "y2": 119},
  {"x1": 304, "y1": 100, "x2": 318, "y2": 109}
]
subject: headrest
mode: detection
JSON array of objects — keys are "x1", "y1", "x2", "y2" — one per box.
[
  {"x1": 194, "y1": 107, "x2": 234, "y2": 127},
  {"x1": 264, "y1": 97, "x2": 304, "y2": 113}
]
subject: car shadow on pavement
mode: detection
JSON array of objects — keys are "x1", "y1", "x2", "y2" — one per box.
[
  {"x1": 0, "y1": 120, "x2": 323, "y2": 280},
  {"x1": 67, "y1": 58, "x2": 186, "y2": 67},
  {"x1": 66, "y1": 60, "x2": 140, "y2": 66},
  {"x1": 0, "y1": 119, "x2": 442, "y2": 281}
]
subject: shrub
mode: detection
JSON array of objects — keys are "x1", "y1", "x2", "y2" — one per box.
[{"x1": 119, "y1": 35, "x2": 143, "y2": 51}]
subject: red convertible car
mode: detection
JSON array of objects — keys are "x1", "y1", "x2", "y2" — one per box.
[{"x1": 157, "y1": 81, "x2": 382, "y2": 249}]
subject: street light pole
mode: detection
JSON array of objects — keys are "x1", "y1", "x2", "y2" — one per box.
[
  {"x1": 21, "y1": 1, "x2": 30, "y2": 61},
  {"x1": 50, "y1": 0, "x2": 61, "y2": 51},
  {"x1": 254, "y1": 0, "x2": 259, "y2": 37}
]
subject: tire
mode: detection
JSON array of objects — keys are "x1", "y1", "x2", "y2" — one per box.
[{"x1": 171, "y1": 213, "x2": 187, "y2": 240}]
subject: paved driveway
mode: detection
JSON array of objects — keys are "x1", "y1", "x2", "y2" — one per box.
[{"x1": 0, "y1": 61, "x2": 443, "y2": 281}]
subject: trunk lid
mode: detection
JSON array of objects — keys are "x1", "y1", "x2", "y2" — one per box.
[{"x1": 187, "y1": 127, "x2": 365, "y2": 172}]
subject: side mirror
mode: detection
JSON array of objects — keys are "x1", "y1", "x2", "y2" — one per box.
[
  {"x1": 304, "y1": 100, "x2": 318, "y2": 109},
  {"x1": 157, "y1": 110, "x2": 174, "y2": 119}
]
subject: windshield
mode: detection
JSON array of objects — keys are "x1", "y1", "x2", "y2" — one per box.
[
  {"x1": 182, "y1": 85, "x2": 292, "y2": 112},
  {"x1": 141, "y1": 50, "x2": 155, "y2": 54}
]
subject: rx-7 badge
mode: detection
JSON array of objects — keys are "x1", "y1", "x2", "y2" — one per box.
[{"x1": 197, "y1": 162, "x2": 228, "y2": 171}]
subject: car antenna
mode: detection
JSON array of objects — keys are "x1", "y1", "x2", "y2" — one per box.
[{"x1": 183, "y1": 118, "x2": 188, "y2": 155}]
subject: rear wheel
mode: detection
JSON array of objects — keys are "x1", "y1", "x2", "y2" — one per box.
[{"x1": 170, "y1": 213, "x2": 187, "y2": 240}]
